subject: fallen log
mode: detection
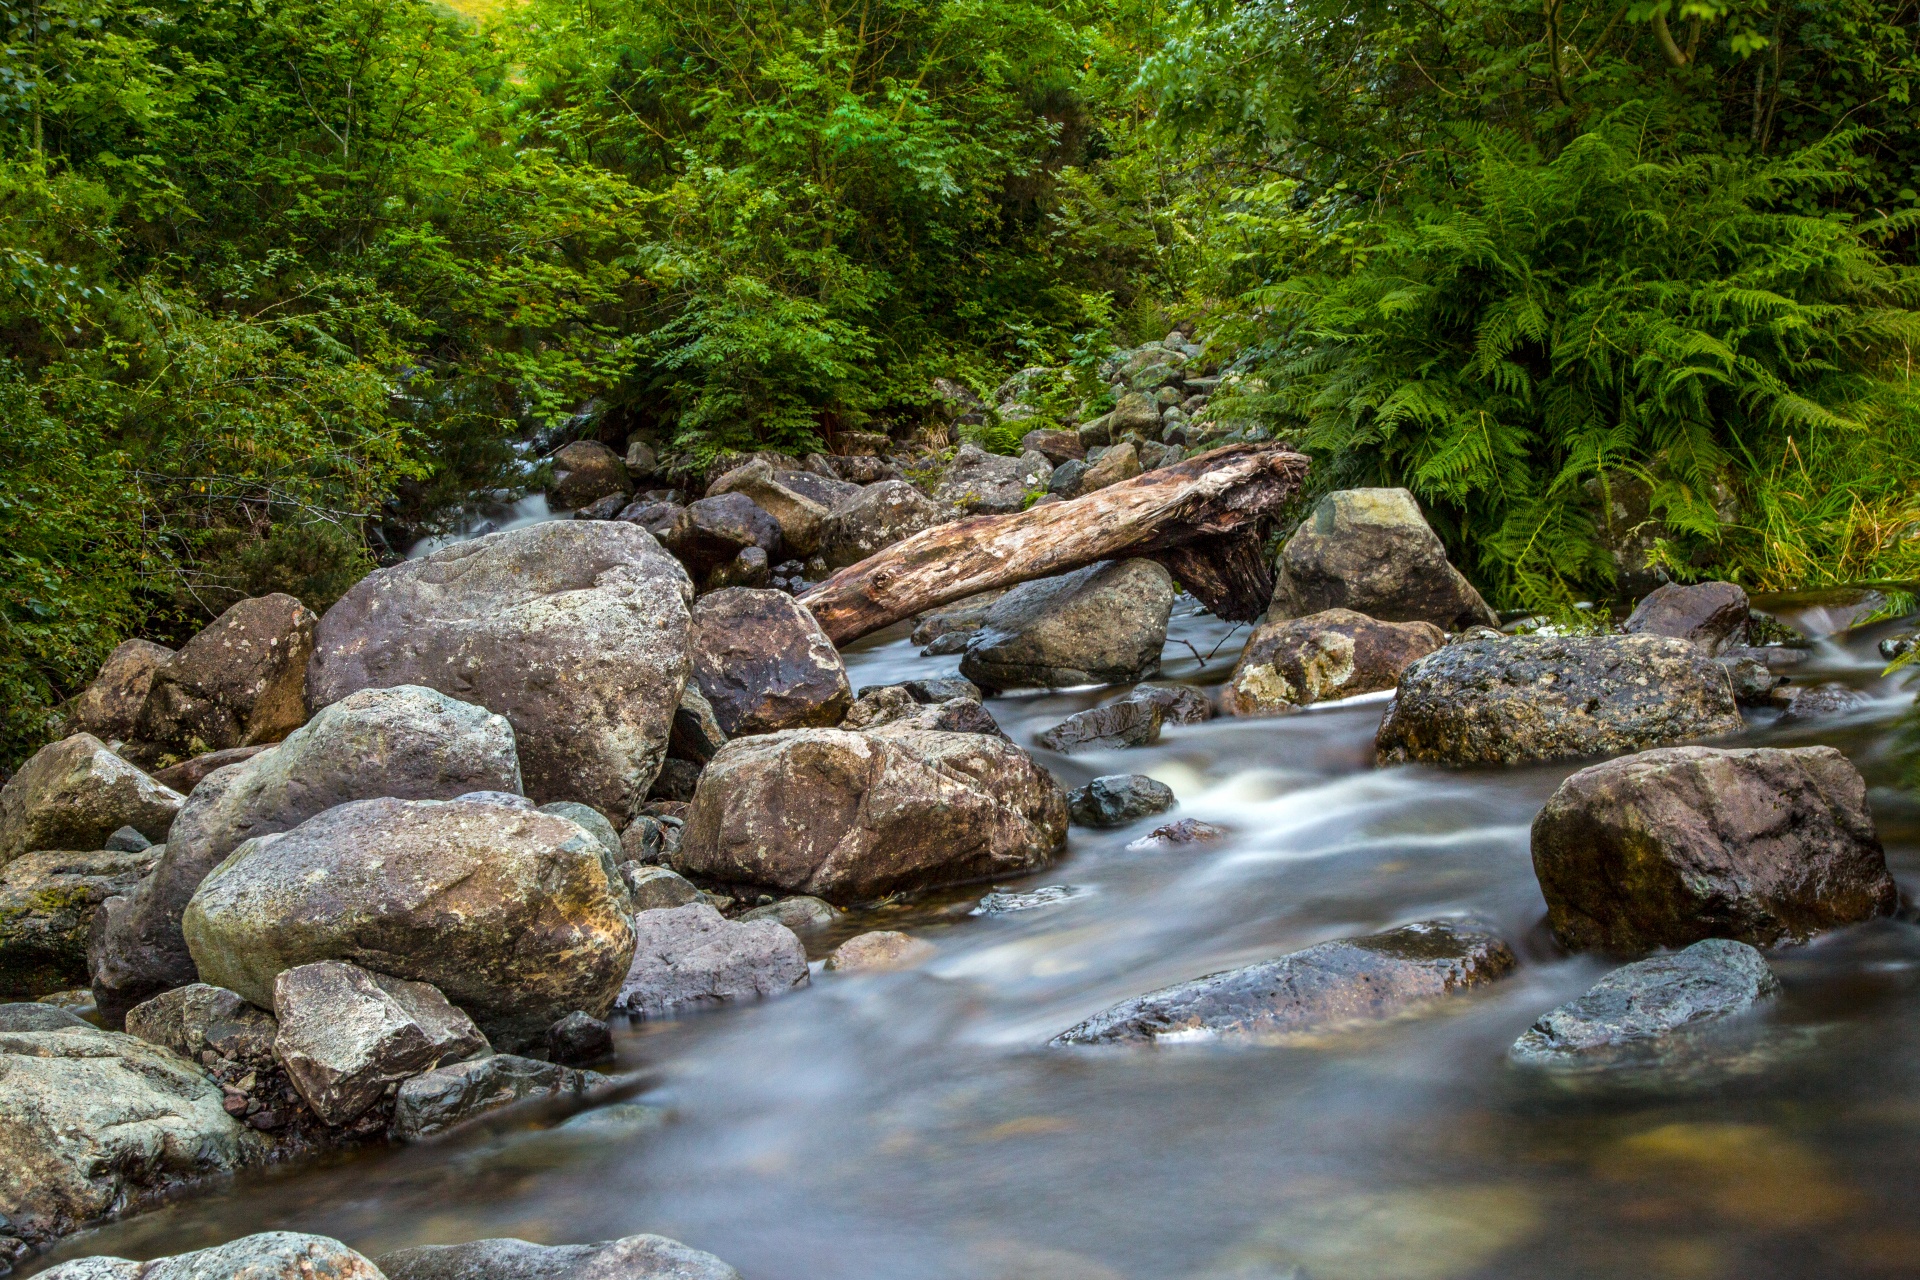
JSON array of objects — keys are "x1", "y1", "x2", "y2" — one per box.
[{"x1": 798, "y1": 443, "x2": 1310, "y2": 645}]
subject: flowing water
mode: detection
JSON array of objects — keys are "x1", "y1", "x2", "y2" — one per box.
[{"x1": 31, "y1": 594, "x2": 1920, "y2": 1280}]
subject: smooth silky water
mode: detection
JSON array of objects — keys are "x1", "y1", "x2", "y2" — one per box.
[{"x1": 30, "y1": 596, "x2": 1920, "y2": 1280}]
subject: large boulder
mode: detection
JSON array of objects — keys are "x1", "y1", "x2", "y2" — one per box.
[
  {"x1": 306, "y1": 520, "x2": 693, "y2": 821},
  {"x1": 959, "y1": 560, "x2": 1175, "y2": 691},
  {"x1": 271, "y1": 961, "x2": 489, "y2": 1125},
  {"x1": 0, "y1": 734, "x2": 182, "y2": 865},
  {"x1": 0, "y1": 1007, "x2": 263, "y2": 1246},
  {"x1": 378, "y1": 1235, "x2": 741, "y2": 1280},
  {"x1": 1621, "y1": 580, "x2": 1749, "y2": 655},
  {"x1": 548, "y1": 440, "x2": 631, "y2": 511},
  {"x1": 68, "y1": 639, "x2": 174, "y2": 743},
  {"x1": 40, "y1": 1233, "x2": 383, "y2": 1280},
  {"x1": 1051, "y1": 921, "x2": 1516, "y2": 1046},
  {"x1": 1270, "y1": 489, "x2": 1496, "y2": 631},
  {"x1": 389, "y1": 1054, "x2": 602, "y2": 1141},
  {"x1": 1532, "y1": 745, "x2": 1896, "y2": 952},
  {"x1": 91, "y1": 686, "x2": 523, "y2": 1021},
  {"x1": 1375, "y1": 635, "x2": 1744, "y2": 767},
  {"x1": 615, "y1": 902, "x2": 810, "y2": 1018},
  {"x1": 708, "y1": 457, "x2": 831, "y2": 555},
  {"x1": 690, "y1": 589, "x2": 852, "y2": 736},
  {"x1": 932, "y1": 443, "x2": 1052, "y2": 515},
  {"x1": 1510, "y1": 938, "x2": 1780, "y2": 1064},
  {"x1": 1222, "y1": 609, "x2": 1443, "y2": 716},
  {"x1": 666, "y1": 492, "x2": 782, "y2": 580},
  {"x1": 817, "y1": 480, "x2": 949, "y2": 568},
  {"x1": 183, "y1": 796, "x2": 636, "y2": 1051},
  {"x1": 676, "y1": 726, "x2": 1068, "y2": 903},
  {"x1": 136, "y1": 594, "x2": 318, "y2": 759},
  {"x1": 0, "y1": 847, "x2": 156, "y2": 999}
]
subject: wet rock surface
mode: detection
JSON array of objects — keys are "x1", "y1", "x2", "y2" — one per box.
[
  {"x1": 960, "y1": 560, "x2": 1175, "y2": 691},
  {"x1": 1223, "y1": 608, "x2": 1443, "y2": 716},
  {"x1": 1053, "y1": 921, "x2": 1516, "y2": 1045},
  {"x1": 1375, "y1": 634, "x2": 1745, "y2": 766},
  {"x1": 690, "y1": 588, "x2": 852, "y2": 736},
  {"x1": 548, "y1": 440, "x2": 631, "y2": 511},
  {"x1": 1532, "y1": 745, "x2": 1895, "y2": 952},
  {"x1": 1511, "y1": 939, "x2": 1780, "y2": 1063},
  {"x1": 614, "y1": 903, "x2": 809, "y2": 1018},
  {"x1": 1067, "y1": 775, "x2": 1176, "y2": 827},
  {"x1": 676, "y1": 726, "x2": 1067, "y2": 903},
  {"x1": 377, "y1": 1234, "x2": 741, "y2": 1280},
  {"x1": 1621, "y1": 580, "x2": 1750, "y2": 655},
  {"x1": 0, "y1": 846, "x2": 156, "y2": 999},
  {"x1": 1035, "y1": 699, "x2": 1163, "y2": 752},
  {"x1": 826, "y1": 930, "x2": 936, "y2": 972},
  {"x1": 1271, "y1": 489, "x2": 1497, "y2": 631},
  {"x1": 0, "y1": 735, "x2": 182, "y2": 865},
  {"x1": 40, "y1": 1231, "x2": 384, "y2": 1279},
  {"x1": 135, "y1": 594, "x2": 318, "y2": 761},
  {"x1": 390, "y1": 1054, "x2": 603, "y2": 1141}
]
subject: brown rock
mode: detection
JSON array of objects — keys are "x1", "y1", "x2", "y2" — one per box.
[
  {"x1": 1532, "y1": 745, "x2": 1897, "y2": 953},
  {"x1": 825, "y1": 930, "x2": 936, "y2": 972},
  {"x1": 1021, "y1": 429, "x2": 1085, "y2": 466},
  {"x1": 667, "y1": 492, "x2": 784, "y2": 579},
  {"x1": 691, "y1": 588, "x2": 852, "y2": 736},
  {"x1": 1079, "y1": 441, "x2": 1142, "y2": 493},
  {"x1": 548, "y1": 440, "x2": 631, "y2": 511},
  {"x1": 1272, "y1": 489, "x2": 1496, "y2": 631},
  {"x1": 68, "y1": 640, "x2": 173, "y2": 742},
  {"x1": 149, "y1": 744, "x2": 271, "y2": 794},
  {"x1": 1223, "y1": 608, "x2": 1444, "y2": 716},
  {"x1": 0, "y1": 734, "x2": 183, "y2": 865},
  {"x1": 1622, "y1": 580, "x2": 1750, "y2": 655},
  {"x1": 708, "y1": 458, "x2": 831, "y2": 556},
  {"x1": 136, "y1": 595, "x2": 317, "y2": 759}
]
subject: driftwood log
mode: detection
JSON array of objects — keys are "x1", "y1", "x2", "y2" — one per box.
[{"x1": 798, "y1": 442, "x2": 1310, "y2": 645}]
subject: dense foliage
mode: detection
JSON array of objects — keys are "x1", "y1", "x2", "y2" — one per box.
[{"x1": 0, "y1": 0, "x2": 1918, "y2": 762}]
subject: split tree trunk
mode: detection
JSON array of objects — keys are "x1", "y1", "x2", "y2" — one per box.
[{"x1": 798, "y1": 442, "x2": 1310, "y2": 646}]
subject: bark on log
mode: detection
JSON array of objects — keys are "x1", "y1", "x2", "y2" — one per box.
[{"x1": 799, "y1": 443, "x2": 1310, "y2": 645}]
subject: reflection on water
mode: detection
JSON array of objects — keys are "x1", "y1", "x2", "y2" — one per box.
[{"x1": 32, "y1": 593, "x2": 1920, "y2": 1279}]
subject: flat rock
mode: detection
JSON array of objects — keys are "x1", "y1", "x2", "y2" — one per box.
[
  {"x1": 1035, "y1": 699, "x2": 1162, "y2": 753},
  {"x1": 136, "y1": 594, "x2": 317, "y2": 759},
  {"x1": 960, "y1": 560, "x2": 1175, "y2": 691},
  {"x1": 306, "y1": 520, "x2": 693, "y2": 821},
  {"x1": 184, "y1": 796, "x2": 636, "y2": 1051},
  {"x1": 390, "y1": 1054, "x2": 601, "y2": 1141},
  {"x1": 40, "y1": 1232, "x2": 383, "y2": 1280},
  {"x1": 1375, "y1": 634, "x2": 1745, "y2": 767},
  {"x1": 0, "y1": 734, "x2": 182, "y2": 865},
  {"x1": 1622, "y1": 580, "x2": 1749, "y2": 655},
  {"x1": 378, "y1": 1234, "x2": 741, "y2": 1280},
  {"x1": 1532, "y1": 745, "x2": 1895, "y2": 952},
  {"x1": 1224, "y1": 609, "x2": 1443, "y2": 715},
  {"x1": 1052, "y1": 921, "x2": 1516, "y2": 1045},
  {"x1": 549, "y1": 440, "x2": 631, "y2": 511},
  {"x1": 932, "y1": 443, "x2": 1052, "y2": 514},
  {"x1": 691, "y1": 588, "x2": 852, "y2": 736},
  {"x1": 0, "y1": 847, "x2": 156, "y2": 999},
  {"x1": 1511, "y1": 939, "x2": 1780, "y2": 1063},
  {"x1": 1068, "y1": 775, "x2": 1176, "y2": 827},
  {"x1": 0, "y1": 1015, "x2": 263, "y2": 1245},
  {"x1": 826, "y1": 930, "x2": 936, "y2": 972},
  {"x1": 676, "y1": 727, "x2": 1067, "y2": 904},
  {"x1": 817, "y1": 480, "x2": 949, "y2": 569},
  {"x1": 615, "y1": 903, "x2": 809, "y2": 1018},
  {"x1": 1271, "y1": 489, "x2": 1496, "y2": 631},
  {"x1": 68, "y1": 640, "x2": 173, "y2": 743}
]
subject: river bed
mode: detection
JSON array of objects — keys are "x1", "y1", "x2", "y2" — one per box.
[{"x1": 30, "y1": 595, "x2": 1920, "y2": 1280}]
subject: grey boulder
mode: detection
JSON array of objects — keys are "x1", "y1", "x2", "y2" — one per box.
[
  {"x1": 306, "y1": 520, "x2": 693, "y2": 821},
  {"x1": 615, "y1": 903, "x2": 809, "y2": 1018},
  {"x1": 377, "y1": 1234, "x2": 740, "y2": 1280},
  {"x1": 1376, "y1": 634, "x2": 1744, "y2": 767},
  {"x1": 1271, "y1": 488, "x2": 1496, "y2": 631},
  {"x1": 39, "y1": 1232, "x2": 384, "y2": 1280},
  {"x1": 389, "y1": 1053, "x2": 602, "y2": 1141},
  {"x1": 960, "y1": 560, "x2": 1175, "y2": 691},
  {"x1": 126, "y1": 982, "x2": 278, "y2": 1065},
  {"x1": 690, "y1": 588, "x2": 852, "y2": 736},
  {"x1": 0, "y1": 734, "x2": 182, "y2": 865},
  {"x1": 1035, "y1": 699, "x2": 1163, "y2": 753},
  {"x1": 817, "y1": 480, "x2": 949, "y2": 568},
  {"x1": 135, "y1": 594, "x2": 318, "y2": 759},
  {"x1": 1622, "y1": 580, "x2": 1749, "y2": 655},
  {"x1": 1067, "y1": 775, "x2": 1176, "y2": 827},
  {"x1": 932, "y1": 443, "x2": 1052, "y2": 514},
  {"x1": 1511, "y1": 939, "x2": 1780, "y2": 1063}
]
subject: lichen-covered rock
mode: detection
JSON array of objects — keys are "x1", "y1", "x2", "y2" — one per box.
[
  {"x1": 960, "y1": 560, "x2": 1175, "y2": 691},
  {"x1": 548, "y1": 440, "x2": 631, "y2": 511},
  {"x1": 377, "y1": 1234, "x2": 741, "y2": 1280},
  {"x1": 183, "y1": 796, "x2": 636, "y2": 1051},
  {"x1": 92, "y1": 686, "x2": 523, "y2": 1022},
  {"x1": 1532, "y1": 745, "x2": 1896, "y2": 952},
  {"x1": 1223, "y1": 609, "x2": 1443, "y2": 716},
  {"x1": 1067, "y1": 775, "x2": 1176, "y2": 828},
  {"x1": 0, "y1": 1010, "x2": 263, "y2": 1246},
  {"x1": 69, "y1": 640, "x2": 174, "y2": 743},
  {"x1": 1375, "y1": 635, "x2": 1744, "y2": 767},
  {"x1": 690, "y1": 588, "x2": 852, "y2": 736},
  {"x1": 1271, "y1": 489, "x2": 1496, "y2": 631},
  {"x1": 676, "y1": 727, "x2": 1068, "y2": 903},
  {"x1": 932, "y1": 443, "x2": 1051, "y2": 514},
  {"x1": 1052, "y1": 921, "x2": 1516, "y2": 1046},
  {"x1": 306, "y1": 521, "x2": 692, "y2": 821},
  {"x1": 707, "y1": 457, "x2": 830, "y2": 556},
  {"x1": 389, "y1": 1054, "x2": 602, "y2": 1141},
  {"x1": 1621, "y1": 580, "x2": 1750, "y2": 656},
  {"x1": 126, "y1": 983, "x2": 277, "y2": 1065},
  {"x1": 0, "y1": 734, "x2": 182, "y2": 865},
  {"x1": 136, "y1": 594, "x2": 318, "y2": 759},
  {"x1": 40, "y1": 1231, "x2": 384, "y2": 1280},
  {"x1": 614, "y1": 903, "x2": 809, "y2": 1018},
  {"x1": 271, "y1": 961, "x2": 489, "y2": 1125},
  {"x1": 825, "y1": 930, "x2": 935, "y2": 973},
  {"x1": 0, "y1": 847, "x2": 156, "y2": 999},
  {"x1": 1035, "y1": 699, "x2": 1162, "y2": 753},
  {"x1": 1510, "y1": 938, "x2": 1780, "y2": 1063},
  {"x1": 817, "y1": 480, "x2": 949, "y2": 569}
]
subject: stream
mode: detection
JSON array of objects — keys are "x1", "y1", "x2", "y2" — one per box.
[{"x1": 29, "y1": 591, "x2": 1920, "y2": 1280}]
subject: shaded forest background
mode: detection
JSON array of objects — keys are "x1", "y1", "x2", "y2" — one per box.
[{"x1": 3, "y1": 0, "x2": 1920, "y2": 762}]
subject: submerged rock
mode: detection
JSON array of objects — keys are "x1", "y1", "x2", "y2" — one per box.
[
  {"x1": 1270, "y1": 489, "x2": 1497, "y2": 631},
  {"x1": 1532, "y1": 745, "x2": 1895, "y2": 952},
  {"x1": 1123, "y1": 683, "x2": 1212, "y2": 725},
  {"x1": 690, "y1": 588, "x2": 852, "y2": 736},
  {"x1": 377, "y1": 1234, "x2": 741, "y2": 1280},
  {"x1": 1775, "y1": 681, "x2": 1875, "y2": 721},
  {"x1": 135, "y1": 594, "x2": 318, "y2": 760},
  {"x1": 0, "y1": 735, "x2": 182, "y2": 865},
  {"x1": 0, "y1": 846, "x2": 156, "y2": 1000},
  {"x1": 1067, "y1": 775, "x2": 1176, "y2": 828},
  {"x1": 1035, "y1": 699, "x2": 1162, "y2": 753},
  {"x1": 960, "y1": 560, "x2": 1175, "y2": 691},
  {"x1": 40, "y1": 1231, "x2": 383, "y2": 1280},
  {"x1": 390, "y1": 1054, "x2": 603, "y2": 1141},
  {"x1": 1052, "y1": 921, "x2": 1516, "y2": 1046},
  {"x1": 1511, "y1": 939, "x2": 1780, "y2": 1064},
  {"x1": 1223, "y1": 608, "x2": 1443, "y2": 716},
  {"x1": 1375, "y1": 634, "x2": 1744, "y2": 767},
  {"x1": 825, "y1": 930, "x2": 936, "y2": 972}
]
